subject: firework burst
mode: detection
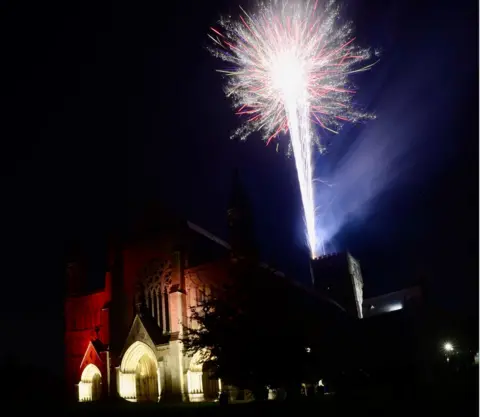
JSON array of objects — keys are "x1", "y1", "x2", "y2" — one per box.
[{"x1": 209, "y1": 0, "x2": 375, "y2": 258}]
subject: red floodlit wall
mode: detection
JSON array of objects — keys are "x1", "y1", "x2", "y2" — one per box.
[
  {"x1": 65, "y1": 234, "x2": 231, "y2": 399},
  {"x1": 65, "y1": 274, "x2": 111, "y2": 391},
  {"x1": 186, "y1": 259, "x2": 230, "y2": 288}
]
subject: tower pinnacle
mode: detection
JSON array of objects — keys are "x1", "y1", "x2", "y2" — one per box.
[{"x1": 227, "y1": 169, "x2": 257, "y2": 261}]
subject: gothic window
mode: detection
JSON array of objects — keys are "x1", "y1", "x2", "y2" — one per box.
[
  {"x1": 197, "y1": 287, "x2": 205, "y2": 305},
  {"x1": 151, "y1": 291, "x2": 156, "y2": 319},
  {"x1": 190, "y1": 314, "x2": 199, "y2": 330},
  {"x1": 155, "y1": 289, "x2": 162, "y2": 328},
  {"x1": 150, "y1": 292, "x2": 154, "y2": 318},
  {"x1": 164, "y1": 291, "x2": 170, "y2": 332},
  {"x1": 137, "y1": 258, "x2": 173, "y2": 331}
]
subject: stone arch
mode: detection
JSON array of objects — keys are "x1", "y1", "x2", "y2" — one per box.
[
  {"x1": 187, "y1": 350, "x2": 220, "y2": 402},
  {"x1": 118, "y1": 341, "x2": 160, "y2": 402},
  {"x1": 78, "y1": 364, "x2": 102, "y2": 402}
]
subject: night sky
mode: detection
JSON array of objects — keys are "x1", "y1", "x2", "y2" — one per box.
[{"x1": 0, "y1": 0, "x2": 477, "y2": 369}]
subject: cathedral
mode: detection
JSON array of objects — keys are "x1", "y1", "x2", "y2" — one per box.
[
  {"x1": 65, "y1": 218, "x2": 230, "y2": 403},
  {"x1": 64, "y1": 173, "x2": 364, "y2": 403},
  {"x1": 65, "y1": 173, "x2": 265, "y2": 403}
]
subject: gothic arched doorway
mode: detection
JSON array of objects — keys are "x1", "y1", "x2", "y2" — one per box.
[
  {"x1": 119, "y1": 341, "x2": 160, "y2": 402},
  {"x1": 202, "y1": 363, "x2": 220, "y2": 401},
  {"x1": 78, "y1": 364, "x2": 102, "y2": 402},
  {"x1": 135, "y1": 354, "x2": 159, "y2": 402},
  {"x1": 187, "y1": 350, "x2": 220, "y2": 402}
]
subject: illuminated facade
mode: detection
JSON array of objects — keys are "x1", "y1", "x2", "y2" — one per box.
[
  {"x1": 65, "y1": 173, "x2": 258, "y2": 403},
  {"x1": 64, "y1": 175, "x2": 355, "y2": 403},
  {"x1": 65, "y1": 217, "x2": 232, "y2": 403}
]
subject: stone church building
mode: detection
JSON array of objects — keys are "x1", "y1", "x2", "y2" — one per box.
[
  {"x1": 65, "y1": 173, "x2": 271, "y2": 403},
  {"x1": 64, "y1": 173, "x2": 362, "y2": 403}
]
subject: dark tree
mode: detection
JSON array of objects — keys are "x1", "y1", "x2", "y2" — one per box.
[{"x1": 182, "y1": 259, "x2": 352, "y2": 399}]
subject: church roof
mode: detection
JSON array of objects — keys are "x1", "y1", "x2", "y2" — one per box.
[
  {"x1": 139, "y1": 312, "x2": 169, "y2": 345},
  {"x1": 187, "y1": 221, "x2": 230, "y2": 250},
  {"x1": 121, "y1": 313, "x2": 170, "y2": 359},
  {"x1": 111, "y1": 200, "x2": 231, "y2": 253},
  {"x1": 258, "y1": 261, "x2": 348, "y2": 316},
  {"x1": 79, "y1": 339, "x2": 105, "y2": 370},
  {"x1": 91, "y1": 338, "x2": 106, "y2": 352}
]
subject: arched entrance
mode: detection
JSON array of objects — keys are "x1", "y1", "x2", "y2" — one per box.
[
  {"x1": 78, "y1": 364, "x2": 102, "y2": 402},
  {"x1": 187, "y1": 350, "x2": 220, "y2": 402},
  {"x1": 202, "y1": 362, "x2": 220, "y2": 401},
  {"x1": 135, "y1": 354, "x2": 158, "y2": 402},
  {"x1": 119, "y1": 341, "x2": 160, "y2": 402}
]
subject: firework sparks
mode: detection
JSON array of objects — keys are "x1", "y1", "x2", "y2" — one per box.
[{"x1": 209, "y1": 0, "x2": 375, "y2": 258}]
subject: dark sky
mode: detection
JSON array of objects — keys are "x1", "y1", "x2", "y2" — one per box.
[{"x1": 0, "y1": 0, "x2": 477, "y2": 367}]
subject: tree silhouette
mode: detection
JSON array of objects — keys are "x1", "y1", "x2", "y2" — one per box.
[{"x1": 182, "y1": 259, "x2": 352, "y2": 399}]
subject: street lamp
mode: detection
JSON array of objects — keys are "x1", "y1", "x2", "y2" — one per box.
[
  {"x1": 444, "y1": 342, "x2": 454, "y2": 352},
  {"x1": 443, "y1": 342, "x2": 455, "y2": 363}
]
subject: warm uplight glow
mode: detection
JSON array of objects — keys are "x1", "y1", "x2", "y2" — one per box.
[
  {"x1": 187, "y1": 371, "x2": 204, "y2": 402},
  {"x1": 118, "y1": 372, "x2": 137, "y2": 402},
  {"x1": 78, "y1": 364, "x2": 102, "y2": 402},
  {"x1": 186, "y1": 349, "x2": 222, "y2": 402},
  {"x1": 187, "y1": 350, "x2": 206, "y2": 402},
  {"x1": 118, "y1": 341, "x2": 160, "y2": 402}
]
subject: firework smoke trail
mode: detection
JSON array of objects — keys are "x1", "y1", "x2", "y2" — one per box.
[{"x1": 209, "y1": 0, "x2": 375, "y2": 258}]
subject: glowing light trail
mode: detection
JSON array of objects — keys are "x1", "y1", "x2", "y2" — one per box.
[{"x1": 209, "y1": 0, "x2": 374, "y2": 258}]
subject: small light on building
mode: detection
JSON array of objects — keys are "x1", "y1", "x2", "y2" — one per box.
[{"x1": 385, "y1": 303, "x2": 403, "y2": 313}]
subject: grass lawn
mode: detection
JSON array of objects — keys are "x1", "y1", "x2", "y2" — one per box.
[{"x1": 65, "y1": 386, "x2": 478, "y2": 417}]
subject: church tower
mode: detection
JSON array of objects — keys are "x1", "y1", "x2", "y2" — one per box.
[
  {"x1": 227, "y1": 169, "x2": 257, "y2": 261},
  {"x1": 310, "y1": 252, "x2": 364, "y2": 319}
]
